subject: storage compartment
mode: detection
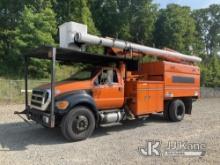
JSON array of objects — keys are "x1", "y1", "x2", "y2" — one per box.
[
  {"x1": 137, "y1": 61, "x2": 200, "y2": 98},
  {"x1": 125, "y1": 80, "x2": 164, "y2": 116}
]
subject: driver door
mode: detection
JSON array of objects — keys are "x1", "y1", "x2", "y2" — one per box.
[{"x1": 92, "y1": 68, "x2": 124, "y2": 110}]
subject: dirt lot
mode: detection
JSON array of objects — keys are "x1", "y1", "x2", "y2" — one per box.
[{"x1": 0, "y1": 98, "x2": 219, "y2": 165}]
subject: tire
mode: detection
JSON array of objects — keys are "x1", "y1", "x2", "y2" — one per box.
[
  {"x1": 61, "y1": 106, "x2": 95, "y2": 141},
  {"x1": 60, "y1": 114, "x2": 72, "y2": 141},
  {"x1": 169, "y1": 99, "x2": 185, "y2": 122}
]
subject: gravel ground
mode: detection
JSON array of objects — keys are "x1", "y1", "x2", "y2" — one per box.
[{"x1": 0, "y1": 98, "x2": 219, "y2": 165}]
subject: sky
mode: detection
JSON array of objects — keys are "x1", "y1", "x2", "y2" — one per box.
[{"x1": 154, "y1": 0, "x2": 220, "y2": 9}]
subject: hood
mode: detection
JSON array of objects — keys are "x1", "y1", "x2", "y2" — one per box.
[{"x1": 37, "y1": 80, "x2": 93, "y2": 95}]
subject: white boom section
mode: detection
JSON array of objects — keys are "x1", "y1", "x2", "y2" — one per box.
[
  {"x1": 59, "y1": 22, "x2": 202, "y2": 63},
  {"x1": 74, "y1": 33, "x2": 202, "y2": 63}
]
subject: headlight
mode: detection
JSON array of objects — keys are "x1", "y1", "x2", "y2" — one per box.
[
  {"x1": 56, "y1": 100, "x2": 69, "y2": 110},
  {"x1": 55, "y1": 89, "x2": 61, "y2": 95}
]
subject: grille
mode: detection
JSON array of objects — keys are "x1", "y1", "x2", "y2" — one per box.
[{"x1": 31, "y1": 89, "x2": 51, "y2": 111}]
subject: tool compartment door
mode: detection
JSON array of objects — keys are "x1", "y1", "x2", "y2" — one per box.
[
  {"x1": 147, "y1": 82, "x2": 164, "y2": 113},
  {"x1": 135, "y1": 81, "x2": 164, "y2": 116}
]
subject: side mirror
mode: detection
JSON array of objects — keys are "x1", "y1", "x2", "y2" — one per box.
[{"x1": 108, "y1": 82, "x2": 113, "y2": 86}]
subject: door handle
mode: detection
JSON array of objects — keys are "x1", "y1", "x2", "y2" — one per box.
[{"x1": 118, "y1": 87, "x2": 123, "y2": 91}]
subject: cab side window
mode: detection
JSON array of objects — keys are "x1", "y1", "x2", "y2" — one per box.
[{"x1": 95, "y1": 69, "x2": 118, "y2": 85}]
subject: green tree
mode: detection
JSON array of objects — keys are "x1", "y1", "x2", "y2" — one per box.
[
  {"x1": 203, "y1": 56, "x2": 220, "y2": 87},
  {"x1": 53, "y1": 0, "x2": 98, "y2": 35},
  {"x1": 15, "y1": 3, "x2": 57, "y2": 78},
  {"x1": 211, "y1": 56, "x2": 220, "y2": 87},
  {"x1": 53, "y1": 0, "x2": 101, "y2": 53},
  {"x1": 154, "y1": 4, "x2": 199, "y2": 54},
  {"x1": 0, "y1": 0, "x2": 26, "y2": 76},
  {"x1": 0, "y1": 0, "x2": 56, "y2": 77},
  {"x1": 193, "y1": 4, "x2": 220, "y2": 87},
  {"x1": 90, "y1": 0, "x2": 126, "y2": 38},
  {"x1": 91, "y1": 0, "x2": 158, "y2": 45},
  {"x1": 129, "y1": 0, "x2": 158, "y2": 45},
  {"x1": 193, "y1": 4, "x2": 220, "y2": 56}
]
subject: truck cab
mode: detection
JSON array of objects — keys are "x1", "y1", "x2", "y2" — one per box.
[{"x1": 31, "y1": 66, "x2": 124, "y2": 112}]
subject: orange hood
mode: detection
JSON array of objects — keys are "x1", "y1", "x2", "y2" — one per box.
[{"x1": 37, "y1": 80, "x2": 93, "y2": 95}]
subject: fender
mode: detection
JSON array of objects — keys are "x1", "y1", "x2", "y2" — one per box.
[{"x1": 55, "y1": 90, "x2": 99, "y2": 120}]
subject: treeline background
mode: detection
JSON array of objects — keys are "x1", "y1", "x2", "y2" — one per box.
[{"x1": 0, "y1": 0, "x2": 220, "y2": 87}]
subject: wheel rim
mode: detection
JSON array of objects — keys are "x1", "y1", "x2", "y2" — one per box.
[
  {"x1": 177, "y1": 105, "x2": 184, "y2": 118},
  {"x1": 74, "y1": 115, "x2": 89, "y2": 132}
]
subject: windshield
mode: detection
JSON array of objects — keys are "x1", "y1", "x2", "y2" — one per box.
[{"x1": 65, "y1": 68, "x2": 99, "y2": 81}]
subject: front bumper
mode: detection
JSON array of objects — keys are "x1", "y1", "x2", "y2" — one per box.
[{"x1": 27, "y1": 108, "x2": 55, "y2": 128}]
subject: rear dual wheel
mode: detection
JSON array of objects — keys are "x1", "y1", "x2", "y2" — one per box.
[
  {"x1": 164, "y1": 99, "x2": 185, "y2": 122},
  {"x1": 61, "y1": 106, "x2": 95, "y2": 141}
]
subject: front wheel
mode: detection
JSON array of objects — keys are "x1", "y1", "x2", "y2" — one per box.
[
  {"x1": 61, "y1": 106, "x2": 95, "y2": 141},
  {"x1": 169, "y1": 99, "x2": 185, "y2": 122}
]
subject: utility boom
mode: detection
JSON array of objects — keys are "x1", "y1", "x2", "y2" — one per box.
[{"x1": 59, "y1": 21, "x2": 202, "y2": 63}]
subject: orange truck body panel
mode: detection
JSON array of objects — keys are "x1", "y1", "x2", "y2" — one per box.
[
  {"x1": 125, "y1": 61, "x2": 200, "y2": 116},
  {"x1": 55, "y1": 81, "x2": 93, "y2": 93},
  {"x1": 139, "y1": 61, "x2": 200, "y2": 98},
  {"x1": 125, "y1": 81, "x2": 164, "y2": 116},
  {"x1": 92, "y1": 83, "x2": 124, "y2": 109}
]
